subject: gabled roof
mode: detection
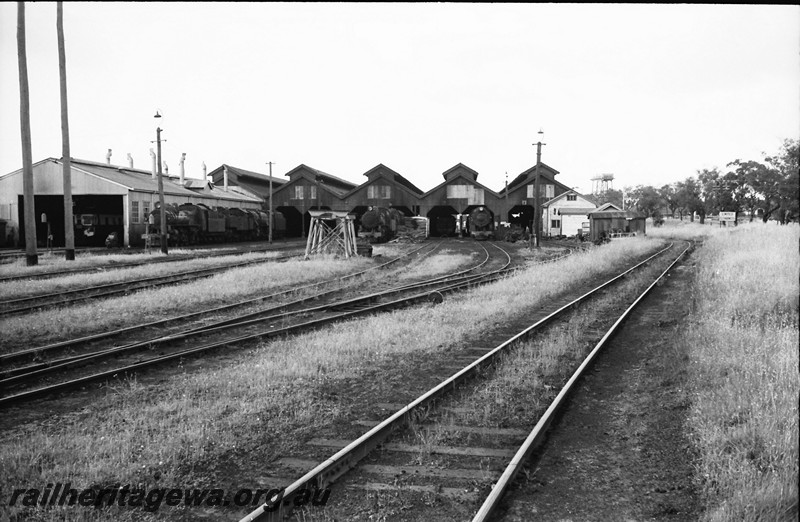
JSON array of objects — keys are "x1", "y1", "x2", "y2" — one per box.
[
  {"x1": 588, "y1": 208, "x2": 646, "y2": 218},
  {"x1": 351, "y1": 163, "x2": 424, "y2": 196},
  {"x1": 504, "y1": 162, "x2": 561, "y2": 192},
  {"x1": 442, "y1": 163, "x2": 480, "y2": 182},
  {"x1": 282, "y1": 164, "x2": 357, "y2": 197},
  {"x1": 208, "y1": 164, "x2": 286, "y2": 186},
  {"x1": 542, "y1": 189, "x2": 595, "y2": 207},
  {"x1": 421, "y1": 169, "x2": 502, "y2": 200},
  {"x1": 596, "y1": 202, "x2": 622, "y2": 212}
]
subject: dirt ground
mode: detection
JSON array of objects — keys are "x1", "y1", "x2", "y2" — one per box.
[{"x1": 497, "y1": 260, "x2": 703, "y2": 521}]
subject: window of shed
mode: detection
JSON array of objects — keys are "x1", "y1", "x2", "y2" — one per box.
[
  {"x1": 131, "y1": 201, "x2": 139, "y2": 224},
  {"x1": 551, "y1": 219, "x2": 561, "y2": 228}
]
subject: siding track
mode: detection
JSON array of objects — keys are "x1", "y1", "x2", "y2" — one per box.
[{"x1": 236, "y1": 241, "x2": 690, "y2": 521}]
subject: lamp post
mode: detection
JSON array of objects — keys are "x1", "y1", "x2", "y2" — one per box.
[
  {"x1": 267, "y1": 161, "x2": 275, "y2": 244},
  {"x1": 533, "y1": 129, "x2": 545, "y2": 248},
  {"x1": 154, "y1": 111, "x2": 168, "y2": 254}
]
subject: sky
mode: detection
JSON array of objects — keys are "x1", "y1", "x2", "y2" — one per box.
[{"x1": 1, "y1": 3, "x2": 798, "y2": 195}]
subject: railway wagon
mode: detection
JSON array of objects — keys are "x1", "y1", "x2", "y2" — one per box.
[
  {"x1": 468, "y1": 206, "x2": 495, "y2": 240},
  {"x1": 359, "y1": 207, "x2": 405, "y2": 243}
]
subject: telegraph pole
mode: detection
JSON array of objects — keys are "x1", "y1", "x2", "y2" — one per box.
[
  {"x1": 154, "y1": 112, "x2": 168, "y2": 254},
  {"x1": 18, "y1": 2, "x2": 37, "y2": 265},
  {"x1": 533, "y1": 129, "x2": 545, "y2": 248},
  {"x1": 57, "y1": 1, "x2": 75, "y2": 260},
  {"x1": 267, "y1": 161, "x2": 275, "y2": 244}
]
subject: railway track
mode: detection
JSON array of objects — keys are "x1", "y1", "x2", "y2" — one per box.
[
  {"x1": 0, "y1": 241, "x2": 306, "y2": 283},
  {"x1": 235, "y1": 241, "x2": 691, "y2": 522},
  {"x1": 0, "y1": 241, "x2": 520, "y2": 407},
  {"x1": 0, "y1": 241, "x2": 441, "y2": 366},
  {"x1": 0, "y1": 251, "x2": 311, "y2": 316}
]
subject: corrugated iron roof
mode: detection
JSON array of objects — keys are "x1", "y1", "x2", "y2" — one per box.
[
  {"x1": 67, "y1": 158, "x2": 261, "y2": 203},
  {"x1": 558, "y1": 207, "x2": 597, "y2": 215},
  {"x1": 361, "y1": 164, "x2": 424, "y2": 195},
  {"x1": 213, "y1": 164, "x2": 286, "y2": 186},
  {"x1": 588, "y1": 210, "x2": 647, "y2": 219}
]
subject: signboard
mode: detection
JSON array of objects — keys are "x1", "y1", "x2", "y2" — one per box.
[{"x1": 719, "y1": 211, "x2": 737, "y2": 226}]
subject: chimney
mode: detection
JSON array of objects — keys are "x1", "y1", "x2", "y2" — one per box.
[
  {"x1": 202, "y1": 162, "x2": 207, "y2": 179},
  {"x1": 179, "y1": 153, "x2": 186, "y2": 185},
  {"x1": 164, "y1": 161, "x2": 169, "y2": 176},
  {"x1": 223, "y1": 165, "x2": 229, "y2": 191},
  {"x1": 106, "y1": 148, "x2": 112, "y2": 165},
  {"x1": 150, "y1": 148, "x2": 156, "y2": 179},
  {"x1": 127, "y1": 153, "x2": 134, "y2": 169}
]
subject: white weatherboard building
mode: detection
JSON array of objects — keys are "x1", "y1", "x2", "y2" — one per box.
[{"x1": 541, "y1": 190, "x2": 598, "y2": 237}]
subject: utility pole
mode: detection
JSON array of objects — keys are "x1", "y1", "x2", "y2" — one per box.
[
  {"x1": 17, "y1": 2, "x2": 37, "y2": 266},
  {"x1": 57, "y1": 1, "x2": 74, "y2": 260},
  {"x1": 267, "y1": 161, "x2": 275, "y2": 244},
  {"x1": 154, "y1": 112, "x2": 168, "y2": 254},
  {"x1": 533, "y1": 129, "x2": 545, "y2": 248}
]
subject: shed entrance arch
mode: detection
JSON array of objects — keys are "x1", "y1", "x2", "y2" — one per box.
[
  {"x1": 427, "y1": 205, "x2": 459, "y2": 237},
  {"x1": 508, "y1": 205, "x2": 534, "y2": 230},
  {"x1": 277, "y1": 206, "x2": 303, "y2": 237}
]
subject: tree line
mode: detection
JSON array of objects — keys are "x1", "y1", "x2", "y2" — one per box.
[{"x1": 594, "y1": 139, "x2": 799, "y2": 224}]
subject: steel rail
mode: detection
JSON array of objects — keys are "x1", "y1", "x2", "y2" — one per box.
[
  {"x1": 0, "y1": 253, "x2": 303, "y2": 316},
  {"x1": 471, "y1": 241, "x2": 692, "y2": 522},
  {"x1": 0, "y1": 242, "x2": 440, "y2": 365},
  {"x1": 0, "y1": 243, "x2": 307, "y2": 283},
  {"x1": 0, "y1": 244, "x2": 457, "y2": 384},
  {"x1": 0, "y1": 243, "x2": 512, "y2": 407},
  {"x1": 0, "y1": 242, "x2": 501, "y2": 392},
  {"x1": 236, "y1": 242, "x2": 676, "y2": 522}
]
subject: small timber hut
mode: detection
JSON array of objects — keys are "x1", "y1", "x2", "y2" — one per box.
[{"x1": 588, "y1": 208, "x2": 647, "y2": 241}]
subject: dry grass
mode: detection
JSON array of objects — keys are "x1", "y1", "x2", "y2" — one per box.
[
  {"x1": 0, "y1": 237, "x2": 664, "y2": 520},
  {"x1": 396, "y1": 249, "x2": 477, "y2": 280},
  {"x1": 0, "y1": 251, "x2": 287, "y2": 299},
  {"x1": 0, "y1": 247, "x2": 251, "y2": 278},
  {"x1": 683, "y1": 224, "x2": 799, "y2": 520},
  {"x1": 0, "y1": 255, "x2": 373, "y2": 351}
]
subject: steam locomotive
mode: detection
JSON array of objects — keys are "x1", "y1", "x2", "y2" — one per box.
[
  {"x1": 358, "y1": 207, "x2": 405, "y2": 243},
  {"x1": 147, "y1": 203, "x2": 285, "y2": 246},
  {"x1": 468, "y1": 206, "x2": 495, "y2": 240}
]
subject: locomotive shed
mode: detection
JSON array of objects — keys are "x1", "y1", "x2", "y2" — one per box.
[
  {"x1": 0, "y1": 158, "x2": 263, "y2": 249},
  {"x1": 1, "y1": 155, "x2": 645, "y2": 253}
]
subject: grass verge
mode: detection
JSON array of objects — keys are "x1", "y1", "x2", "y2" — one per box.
[{"x1": 682, "y1": 224, "x2": 799, "y2": 520}]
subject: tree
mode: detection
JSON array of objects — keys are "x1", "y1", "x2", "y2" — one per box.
[
  {"x1": 765, "y1": 139, "x2": 800, "y2": 223},
  {"x1": 627, "y1": 185, "x2": 664, "y2": 219},
  {"x1": 659, "y1": 184, "x2": 681, "y2": 218},
  {"x1": 590, "y1": 188, "x2": 623, "y2": 209},
  {"x1": 676, "y1": 176, "x2": 705, "y2": 223},
  {"x1": 726, "y1": 159, "x2": 772, "y2": 221}
]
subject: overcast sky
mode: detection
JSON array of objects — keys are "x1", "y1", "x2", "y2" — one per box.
[{"x1": 1, "y1": 3, "x2": 798, "y2": 195}]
